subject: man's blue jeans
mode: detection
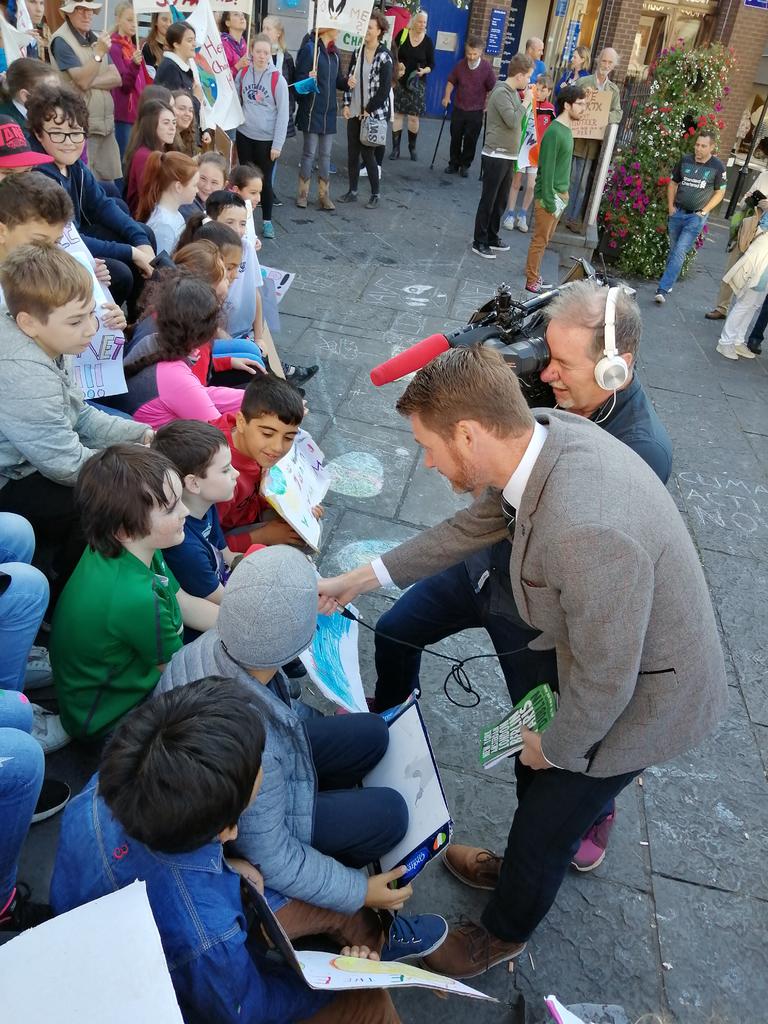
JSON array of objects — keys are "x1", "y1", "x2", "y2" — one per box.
[
  {"x1": 0, "y1": 514, "x2": 49, "y2": 691},
  {"x1": 0, "y1": 690, "x2": 45, "y2": 909},
  {"x1": 564, "y1": 155, "x2": 590, "y2": 222},
  {"x1": 658, "y1": 209, "x2": 707, "y2": 293}
]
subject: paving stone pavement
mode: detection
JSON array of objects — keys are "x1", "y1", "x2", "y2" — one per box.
[{"x1": 22, "y1": 120, "x2": 768, "y2": 1024}]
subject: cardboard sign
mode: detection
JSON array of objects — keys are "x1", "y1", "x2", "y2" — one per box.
[
  {"x1": 214, "y1": 125, "x2": 233, "y2": 168},
  {"x1": 571, "y1": 89, "x2": 612, "y2": 140}
]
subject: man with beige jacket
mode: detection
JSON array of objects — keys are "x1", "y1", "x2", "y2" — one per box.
[{"x1": 318, "y1": 345, "x2": 727, "y2": 980}]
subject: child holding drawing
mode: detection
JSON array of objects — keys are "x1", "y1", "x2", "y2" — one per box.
[
  {"x1": 157, "y1": 546, "x2": 449, "y2": 966},
  {"x1": 51, "y1": 677, "x2": 401, "y2": 1024}
]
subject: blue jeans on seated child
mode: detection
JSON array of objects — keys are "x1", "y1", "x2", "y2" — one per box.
[
  {"x1": 0, "y1": 513, "x2": 49, "y2": 691},
  {"x1": 307, "y1": 714, "x2": 409, "y2": 868},
  {"x1": 658, "y1": 209, "x2": 707, "y2": 293},
  {"x1": 0, "y1": 691, "x2": 45, "y2": 908}
]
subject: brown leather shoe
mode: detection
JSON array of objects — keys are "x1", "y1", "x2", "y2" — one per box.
[
  {"x1": 422, "y1": 920, "x2": 526, "y2": 979},
  {"x1": 705, "y1": 309, "x2": 726, "y2": 320},
  {"x1": 444, "y1": 844, "x2": 503, "y2": 890}
]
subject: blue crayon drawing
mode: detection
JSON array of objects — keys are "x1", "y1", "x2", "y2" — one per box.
[{"x1": 301, "y1": 611, "x2": 367, "y2": 713}]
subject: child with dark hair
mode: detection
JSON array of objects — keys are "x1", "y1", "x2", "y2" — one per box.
[
  {"x1": 0, "y1": 244, "x2": 148, "y2": 603},
  {"x1": 153, "y1": 420, "x2": 238, "y2": 603},
  {"x1": 159, "y1": 549, "x2": 448, "y2": 974},
  {"x1": 115, "y1": 271, "x2": 247, "y2": 428},
  {"x1": 216, "y1": 375, "x2": 311, "y2": 552},
  {"x1": 49, "y1": 444, "x2": 219, "y2": 740},
  {"x1": 51, "y1": 677, "x2": 401, "y2": 1024}
]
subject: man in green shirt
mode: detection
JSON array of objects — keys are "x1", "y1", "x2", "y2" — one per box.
[
  {"x1": 524, "y1": 83, "x2": 587, "y2": 293},
  {"x1": 51, "y1": 445, "x2": 219, "y2": 740}
]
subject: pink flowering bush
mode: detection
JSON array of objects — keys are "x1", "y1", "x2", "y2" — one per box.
[{"x1": 600, "y1": 43, "x2": 735, "y2": 277}]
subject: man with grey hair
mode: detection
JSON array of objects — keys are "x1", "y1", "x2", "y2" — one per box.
[
  {"x1": 524, "y1": 36, "x2": 546, "y2": 83},
  {"x1": 564, "y1": 47, "x2": 622, "y2": 231},
  {"x1": 366, "y1": 279, "x2": 671, "y2": 872}
]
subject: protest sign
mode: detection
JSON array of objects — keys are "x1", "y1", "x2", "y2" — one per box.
[
  {"x1": 58, "y1": 224, "x2": 128, "y2": 399},
  {"x1": 132, "y1": 0, "x2": 251, "y2": 13},
  {"x1": 571, "y1": 89, "x2": 611, "y2": 140},
  {"x1": 0, "y1": 883, "x2": 184, "y2": 1023},
  {"x1": 261, "y1": 431, "x2": 329, "y2": 549},
  {"x1": 0, "y1": 18, "x2": 34, "y2": 62},
  {"x1": 307, "y1": 0, "x2": 374, "y2": 41},
  {"x1": 260, "y1": 265, "x2": 295, "y2": 302},
  {"x1": 300, "y1": 607, "x2": 368, "y2": 713},
  {"x1": 185, "y1": 0, "x2": 244, "y2": 132},
  {"x1": 246, "y1": 880, "x2": 494, "y2": 1000}
]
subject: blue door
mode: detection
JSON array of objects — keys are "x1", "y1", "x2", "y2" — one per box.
[{"x1": 419, "y1": 0, "x2": 470, "y2": 117}]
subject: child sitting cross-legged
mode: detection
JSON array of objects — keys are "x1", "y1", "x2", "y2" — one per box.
[
  {"x1": 157, "y1": 546, "x2": 448, "y2": 967},
  {"x1": 216, "y1": 374, "x2": 314, "y2": 553},
  {"x1": 50, "y1": 444, "x2": 219, "y2": 742},
  {"x1": 152, "y1": 420, "x2": 238, "y2": 604},
  {"x1": 51, "y1": 677, "x2": 401, "y2": 1024}
]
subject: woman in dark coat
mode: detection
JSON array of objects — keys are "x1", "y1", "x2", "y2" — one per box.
[
  {"x1": 391, "y1": 9, "x2": 434, "y2": 161},
  {"x1": 294, "y1": 28, "x2": 348, "y2": 211}
]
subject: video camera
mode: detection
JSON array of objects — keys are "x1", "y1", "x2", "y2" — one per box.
[{"x1": 370, "y1": 258, "x2": 619, "y2": 408}]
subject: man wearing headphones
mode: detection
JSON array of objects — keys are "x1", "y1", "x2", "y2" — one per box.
[
  {"x1": 368, "y1": 280, "x2": 672, "y2": 870},
  {"x1": 317, "y1": 336, "x2": 726, "y2": 980}
]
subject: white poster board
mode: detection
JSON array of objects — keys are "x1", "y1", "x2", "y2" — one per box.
[
  {"x1": 133, "y1": 0, "x2": 251, "y2": 13},
  {"x1": 260, "y1": 265, "x2": 296, "y2": 302},
  {"x1": 186, "y1": 0, "x2": 244, "y2": 132},
  {"x1": 0, "y1": 883, "x2": 184, "y2": 1023},
  {"x1": 308, "y1": 0, "x2": 374, "y2": 41},
  {"x1": 58, "y1": 223, "x2": 128, "y2": 399},
  {"x1": 300, "y1": 607, "x2": 368, "y2": 713},
  {"x1": 261, "y1": 431, "x2": 329, "y2": 550}
]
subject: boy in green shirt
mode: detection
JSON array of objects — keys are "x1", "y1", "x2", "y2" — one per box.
[
  {"x1": 524, "y1": 83, "x2": 587, "y2": 293},
  {"x1": 51, "y1": 445, "x2": 220, "y2": 740}
]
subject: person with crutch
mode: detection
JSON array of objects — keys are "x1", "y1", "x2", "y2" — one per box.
[{"x1": 441, "y1": 35, "x2": 495, "y2": 178}]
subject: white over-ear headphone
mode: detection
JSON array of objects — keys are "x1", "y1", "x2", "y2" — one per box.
[{"x1": 593, "y1": 286, "x2": 630, "y2": 392}]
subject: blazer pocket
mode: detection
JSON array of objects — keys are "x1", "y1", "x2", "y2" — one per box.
[{"x1": 637, "y1": 668, "x2": 678, "y2": 720}]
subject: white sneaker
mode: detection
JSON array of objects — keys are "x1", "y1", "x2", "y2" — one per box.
[
  {"x1": 654, "y1": 291, "x2": 666, "y2": 304},
  {"x1": 516, "y1": 214, "x2": 528, "y2": 233},
  {"x1": 24, "y1": 646, "x2": 53, "y2": 690},
  {"x1": 378, "y1": 165, "x2": 383, "y2": 179},
  {"x1": 502, "y1": 212, "x2": 516, "y2": 231},
  {"x1": 716, "y1": 343, "x2": 738, "y2": 361},
  {"x1": 360, "y1": 166, "x2": 368, "y2": 177},
  {"x1": 31, "y1": 705, "x2": 71, "y2": 754},
  {"x1": 735, "y1": 344, "x2": 756, "y2": 359}
]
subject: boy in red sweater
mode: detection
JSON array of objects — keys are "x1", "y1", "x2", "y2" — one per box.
[
  {"x1": 217, "y1": 375, "x2": 310, "y2": 553},
  {"x1": 442, "y1": 36, "x2": 496, "y2": 177},
  {"x1": 502, "y1": 74, "x2": 556, "y2": 233}
]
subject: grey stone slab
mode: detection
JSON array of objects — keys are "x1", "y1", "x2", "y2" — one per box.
[
  {"x1": 318, "y1": 509, "x2": 420, "y2": 589},
  {"x1": 653, "y1": 875, "x2": 768, "y2": 1024},
  {"x1": 288, "y1": 326, "x2": 397, "y2": 371},
  {"x1": 643, "y1": 687, "x2": 768, "y2": 899},
  {"x1": 320, "y1": 418, "x2": 419, "y2": 518},
  {"x1": 361, "y1": 269, "x2": 458, "y2": 316},
  {"x1": 730, "y1": 395, "x2": 768, "y2": 437},
  {"x1": 748, "y1": 431, "x2": 768, "y2": 473},
  {"x1": 701, "y1": 550, "x2": 768, "y2": 727},
  {"x1": 301, "y1": 360, "x2": 359, "y2": 418},
  {"x1": 513, "y1": 880, "x2": 664, "y2": 1021},
  {"x1": 335, "y1": 370, "x2": 414, "y2": 432},
  {"x1": 648, "y1": 388, "x2": 749, "y2": 453},
  {"x1": 398, "y1": 458, "x2": 472, "y2": 527},
  {"x1": 755, "y1": 724, "x2": 768, "y2": 778},
  {"x1": 286, "y1": 264, "x2": 376, "y2": 303}
]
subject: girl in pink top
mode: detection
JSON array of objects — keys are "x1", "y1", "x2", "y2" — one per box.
[
  {"x1": 119, "y1": 273, "x2": 243, "y2": 429},
  {"x1": 219, "y1": 11, "x2": 249, "y2": 78}
]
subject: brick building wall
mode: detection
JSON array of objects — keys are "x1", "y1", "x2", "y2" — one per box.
[
  {"x1": 594, "y1": 0, "x2": 645, "y2": 83},
  {"x1": 714, "y1": 5, "x2": 768, "y2": 156},
  {"x1": 469, "y1": 0, "x2": 512, "y2": 44}
]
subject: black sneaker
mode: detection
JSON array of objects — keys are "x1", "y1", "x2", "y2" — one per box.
[
  {"x1": 459, "y1": 167, "x2": 469, "y2": 178},
  {"x1": 283, "y1": 657, "x2": 308, "y2": 680},
  {"x1": 472, "y1": 242, "x2": 496, "y2": 260},
  {"x1": 31, "y1": 778, "x2": 71, "y2": 824},
  {"x1": 0, "y1": 883, "x2": 53, "y2": 933},
  {"x1": 747, "y1": 337, "x2": 762, "y2": 354},
  {"x1": 444, "y1": 164, "x2": 458, "y2": 174},
  {"x1": 489, "y1": 238, "x2": 510, "y2": 252},
  {"x1": 365, "y1": 195, "x2": 379, "y2": 209},
  {"x1": 282, "y1": 363, "x2": 319, "y2": 385},
  {"x1": 272, "y1": 195, "x2": 284, "y2": 207},
  {"x1": 337, "y1": 191, "x2": 358, "y2": 203}
]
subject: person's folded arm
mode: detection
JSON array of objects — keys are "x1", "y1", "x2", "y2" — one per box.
[
  {"x1": 537, "y1": 525, "x2": 655, "y2": 772},
  {"x1": 177, "y1": 588, "x2": 220, "y2": 632}
]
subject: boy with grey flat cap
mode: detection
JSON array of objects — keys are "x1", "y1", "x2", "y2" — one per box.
[{"x1": 158, "y1": 544, "x2": 448, "y2": 961}]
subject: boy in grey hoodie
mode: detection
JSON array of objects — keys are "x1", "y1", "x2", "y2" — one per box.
[
  {"x1": 472, "y1": 52, "x2": 534, "y2": 259},
  {"x1": 0, "y1": 243, "x2": 149, "y2": 600}
]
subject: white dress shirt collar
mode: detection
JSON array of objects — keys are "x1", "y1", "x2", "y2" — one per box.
[
  {"x1": 166, "y1": 51, "x2": 191, "y2": 72},
  {"x1": 502, "y1": 420, "x2": 548, "y2": 511}
]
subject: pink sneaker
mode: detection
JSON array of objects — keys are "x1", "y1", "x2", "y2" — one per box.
[{"x1": 571, "y1": 811, "x2": 615, "y2": 872}]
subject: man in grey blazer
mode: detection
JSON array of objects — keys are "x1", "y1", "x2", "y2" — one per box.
[{"x1": 318, "y1": 345, "x2": 727, "y2": 979}]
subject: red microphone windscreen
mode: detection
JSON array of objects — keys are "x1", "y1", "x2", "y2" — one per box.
[{"x1": 370, "y1": 334, "x2": 450, "y2": 386}]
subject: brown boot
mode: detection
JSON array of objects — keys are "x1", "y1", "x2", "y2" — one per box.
[
  {"x1": 296, "y1": 175, "x2": 310, "y2": 209},
  {"x1": 422, "y1": 921, "x2": 526, "y2": 979},
  {"x1": 444, "y1": 844, "x2": 503, "y2": 890},
  {"x1": 317, "y1": 177, "x2": 335, "y2": 211}
]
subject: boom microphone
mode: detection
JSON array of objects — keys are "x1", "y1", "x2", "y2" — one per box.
[{"x1": 370, "y1": 334, "x2": 450, "y2": 386}]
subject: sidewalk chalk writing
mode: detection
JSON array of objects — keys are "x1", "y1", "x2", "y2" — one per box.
[{"x1": 678, "y1": 471, "x2": 768, "y2": 534}]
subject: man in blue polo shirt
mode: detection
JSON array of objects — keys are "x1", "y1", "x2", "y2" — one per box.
[
  {"x1": 655, "y1": 130, "x2": 726, "y2": 304},
  {"x1": 524, "y1": 37, "x2": 546, "y2": 84}
]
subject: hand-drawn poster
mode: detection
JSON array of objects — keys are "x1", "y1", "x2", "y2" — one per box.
[
  {"x1": 261, "y1": 431, "x2": 329, "y2": 551},
  {"x1": 58, "y1": 223, "x2": 127, "y2": 399},
  {"x1": 300, "y1": 607, "x2": 368, "y2": 713},
  {"x1": 259, "y1": 265, "x2": 295, "y2": 303}
]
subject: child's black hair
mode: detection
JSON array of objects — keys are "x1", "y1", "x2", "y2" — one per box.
[
  {"x1": 153, "y1": 419, "x2": 229, "y2": 479},
  {"x1": 240, "y1": 375, "x2": 305, "y2": 426},
  {"x1": 228, "y1": 163, "x2": 264, "y2": 189},
  {"x1": 205, "y1": 189, "x2": 246, "y2": 220},
  {"x1": 99, "y1": 677, "x2": 266, "y2": 853}
]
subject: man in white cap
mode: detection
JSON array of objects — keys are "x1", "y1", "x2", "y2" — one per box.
[{"x1": 49, "y1": 0, "x2": 122, "y2": 184}]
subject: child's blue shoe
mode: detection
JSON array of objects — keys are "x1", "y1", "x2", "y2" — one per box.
[
  {"x1": 381, "y1": 913, "x2": 448, "y2": 962},
  {"x1": 263, "y1": 220, "x2": 275, "y2": 239}
]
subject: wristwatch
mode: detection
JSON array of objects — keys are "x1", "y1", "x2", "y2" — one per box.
[{"x1": 93, "y1": 52, "x2": 103, "y2": 62}]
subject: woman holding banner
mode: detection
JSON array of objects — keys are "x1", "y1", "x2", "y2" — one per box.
[{"x1": 295, "y1": 26, "x2": 347, "y2": 212}]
